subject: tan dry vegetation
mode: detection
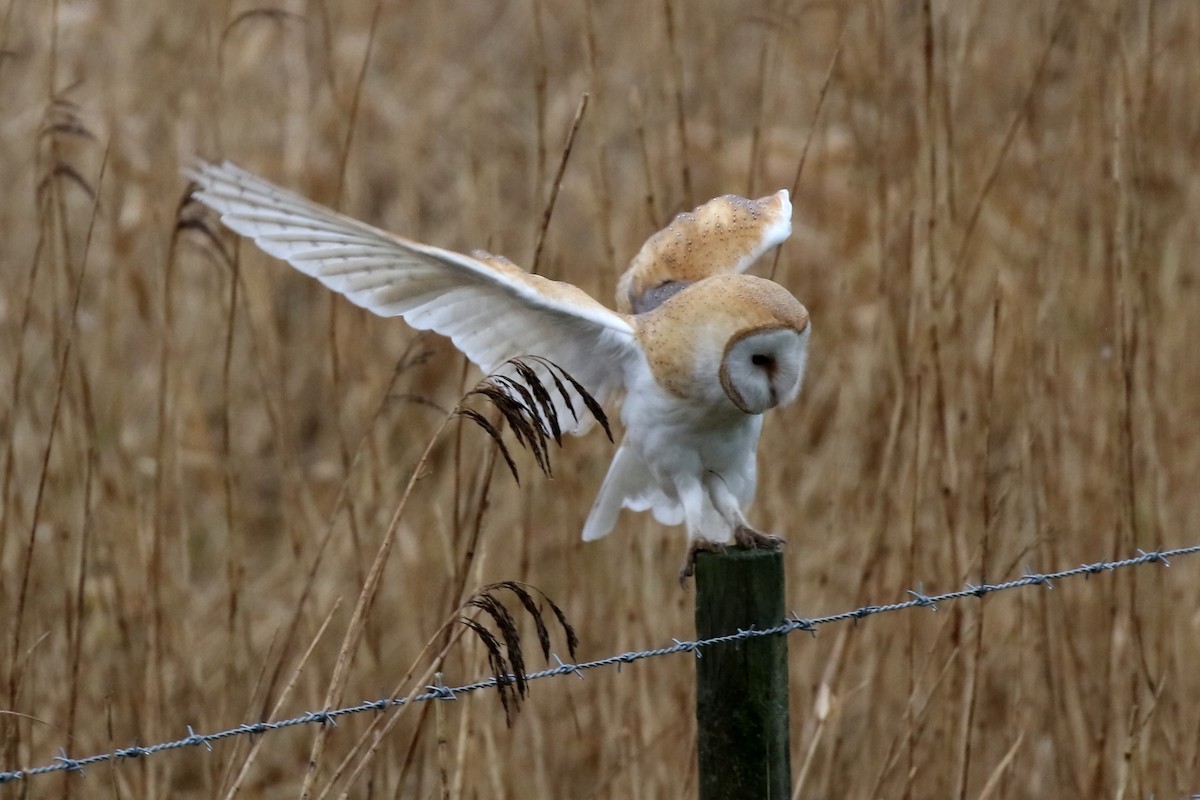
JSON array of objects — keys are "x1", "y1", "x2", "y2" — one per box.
[{"x1": 3, "y1": 0, "x2": 1200, "y2": 797}]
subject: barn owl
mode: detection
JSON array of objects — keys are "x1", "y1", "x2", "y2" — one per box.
[{"x1": 189, "y1": 162, "x2": 810, "y2": 578}]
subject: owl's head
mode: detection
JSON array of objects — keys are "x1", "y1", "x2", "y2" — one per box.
[
  {"x1": 719, "y1": 323, "x2": 810, "y2": 414},
  {"x1": 636, "y1": 273, "x2": 810, "y2": 414}
]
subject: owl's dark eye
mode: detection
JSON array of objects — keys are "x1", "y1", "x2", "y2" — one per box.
[{"x1": 751, "y1": 353, "x2": 773, "y2": 368}]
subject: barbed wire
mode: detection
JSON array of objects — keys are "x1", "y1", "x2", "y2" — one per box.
[{"x1": 2, "y1": 543, "x2": 1197, "y2": 785}]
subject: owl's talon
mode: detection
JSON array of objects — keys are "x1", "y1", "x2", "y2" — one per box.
[
  {"x1": 734, "y1": 525, "x2": 786, "y2": 551},
  {"x1": 678, "y1": 539, "x2": 727, "y2": 586}
]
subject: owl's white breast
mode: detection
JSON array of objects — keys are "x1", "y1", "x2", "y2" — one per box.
[{"x1": 620, "y1": 353, "x2": 762, "y2": 495}]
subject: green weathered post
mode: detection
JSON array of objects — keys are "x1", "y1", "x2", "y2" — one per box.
[{"x1": 694, "y1": 547, "x2": 790, "y2": 799}]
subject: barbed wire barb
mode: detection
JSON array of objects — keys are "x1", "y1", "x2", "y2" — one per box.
[{"x1": 1, "y1": 542, "x2": 1196, "y2": 786}]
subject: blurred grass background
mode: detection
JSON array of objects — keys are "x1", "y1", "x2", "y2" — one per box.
[{"x1": 3, "y1": 0, "x2": 1200, "y2": 797}]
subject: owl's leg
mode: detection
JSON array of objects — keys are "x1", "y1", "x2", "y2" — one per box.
[
  {"x1": 677, "y1": 479, "x2": 724, "y2": 585},
  {"x1": 702, "y1": 473, "x2": 786, "y2": 551}
]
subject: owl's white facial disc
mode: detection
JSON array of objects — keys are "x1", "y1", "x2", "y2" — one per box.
[{"x1": 719, "y1": 326, "x2": 810, "y2": 414}]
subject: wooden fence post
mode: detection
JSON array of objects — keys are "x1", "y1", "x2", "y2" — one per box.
[{"x1": 694, "y1": 546, "x2": 790, "y2": 799}]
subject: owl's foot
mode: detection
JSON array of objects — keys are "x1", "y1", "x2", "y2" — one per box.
[
  {"x1": 678, "y1": 539, "x2": 727, "y2": 586},
  {"x1": 733, "y1": 525, "x2": 786, "y2": 551}
]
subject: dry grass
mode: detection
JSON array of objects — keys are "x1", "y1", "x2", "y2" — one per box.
[{"x1": 3, "y1": 1, "x2": 1200, "y2": 797}]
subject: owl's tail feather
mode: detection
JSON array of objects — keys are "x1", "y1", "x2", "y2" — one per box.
[{"x1": 582, "y1": 443, "x2": 678, "y2": 540}]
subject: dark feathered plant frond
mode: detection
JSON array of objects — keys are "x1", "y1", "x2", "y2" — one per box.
[
  {"x1": 455, "y1": 357, "x2": 611, "y2": 484},
  {"x1": 458, "y1": 582, "x2": 579, "y2": 727},
  {"x1": 176, "y1": 183, "x2": 236, "y2": 270}
]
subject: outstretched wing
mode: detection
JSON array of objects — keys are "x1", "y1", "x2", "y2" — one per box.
[
  {"x1": 190, "y1": 161, "x2": 637, "y2": 433},
  {"x1": 616, "y1": 190, "x2": 792, "y2": 314}
]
